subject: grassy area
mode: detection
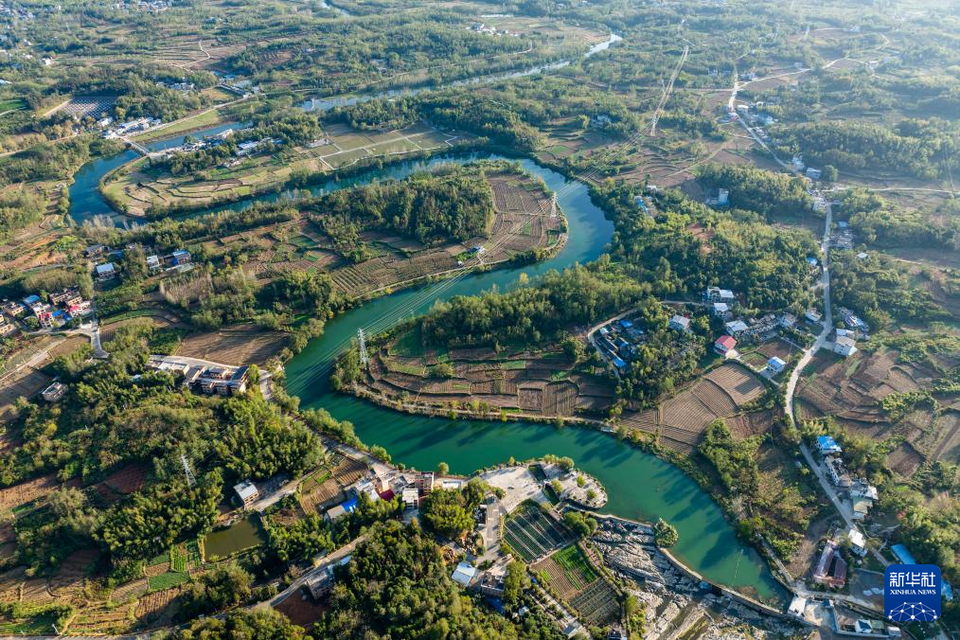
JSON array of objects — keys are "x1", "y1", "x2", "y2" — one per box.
[
  {"x1": 500, "y1": 360, "x2": 527, "y2": 370},
  {"x1": 0, "y1": 98, "x2": 26, "y2": 113},
  {"x1": 170, "y1": 544, "x2": 188, "y2": 573},
  {"x1": 389, "y1": 326, "x2": 425, "y2": 358},
  {"x1": 134, "y1": 109, "x2": 225, "y2": 142},
  {"x1": 0, "y1": 614, "x2": 58, "y2": 635},
  {"x1": 552, "y1": 544, "x2": 597, "y2": 586},
  {"x1": 147, "y1": 571, "x2": 189, "y2": 592}
]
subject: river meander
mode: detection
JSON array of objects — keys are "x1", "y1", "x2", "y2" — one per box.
[{"x1": 70, "y1": 136, "x2": 784, "y2": 605}]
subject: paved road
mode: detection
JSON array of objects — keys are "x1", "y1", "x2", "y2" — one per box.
[
  {"x1": 254, "y1": 534, "x2": 366, "y2": 609},
  {"x1": 781, "y1": 205, "x2": 891, "y2": 571}
]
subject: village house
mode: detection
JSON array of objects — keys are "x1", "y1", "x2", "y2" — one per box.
[
  {"x1": 817, "y1": 435, "x2": 842, "y2": 455},
  {"x1": 724, "y1": 319, "x2": 749, "y2": 337},
  {"x1": 813, "y1": 540, "x2": 847, "y2": 588},
  {"x1": 325, "y1": 496, "x2": 358, "y2": 522},
  {"x1": 3, "y1": 300, "x2": 25, "y2": 317},
  {"x1": 825, "y1": 456, "x2": 852, "y2": 488},
  {"x1": 847, "y1": 528, "x2": 867, "y2": 557},
  {"x1": 193, "y1": 365, "x2": 250, "y2": 396},
  {"x1": 668, "y1": 315, "x2": 691, "y2": 333},
  {"x1": 95, "y1": 262, "x2": 117, "y2": 281},
  {"x1": 0, "y1": 317, "x2": 16, "y2": 337},
  {"x1": 479, "y1": 573, "x2": 506, "y2": 598},
  {"x1": 834, "y1": 336, "x2": 858, "y2": 357},
  {"x1": 705, "y1": 286, "x2": 736, "y2": 303},
  {"x1": 805, "y1": 309, "x2": 822, "y2": 324},
  {"x1": 714, "y1": 335, "x2": 737, "y2": 356},
  {"x1": 779, "y1": 313, "x2": 797, "y2": 329},
  {"x1": 41, "y1": 381, "x2": 67, "y2": 402},
  {"x1": 234, "y1": 480, "x2": 259, "y2": 509},
  {"x1": 767, "y1": 356, "x2": 787, "y2": 374},
  {"x1": 401, "y1": 486, "x2": 420, "y2": 509},
  {"x1": 146, "y1": 254, "x2": 162, "y2": 272},
  {"x1": 712, "y1": 302, "x2": 730, "y2": 319},
  {"x1": 307, "y1": 555, "x2": 352, "y2": 599}
]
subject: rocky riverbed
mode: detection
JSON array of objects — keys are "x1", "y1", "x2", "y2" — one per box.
[{"x1": 591, "y1": 518, "x2": 805, "y2": 639}]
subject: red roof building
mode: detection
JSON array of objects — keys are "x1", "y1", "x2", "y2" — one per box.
[{"x1": 714, "y1": 335, "x2": 737, "y2": 355}]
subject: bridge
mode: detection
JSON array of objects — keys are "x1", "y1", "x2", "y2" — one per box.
[{"x1": 122, "y1": 136, "x2": 149, "y2": 156}]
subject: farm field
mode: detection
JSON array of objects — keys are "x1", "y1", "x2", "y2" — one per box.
[
  {"x1": 298, "y1": 454, "x2": 367, "y2": 515},
  {"x1": 620, "y1": 363, "x2": 767, "y2": 455},
  {"x1": 502, "y1": 501, "x2": 573, "y2": 563},
  {"x1": 175, "y1": 324, "x2": 287, "y2": 365},
  {"x1": 797, "y1": 343, "x2": 960, "y2": 470},
  {"x1": 103, "y1": 122, "x2": 479, "y2": 216},
  {"x1": 362, "y1": 329, "x2": 612, "y2": 419},
  {"x1": 532, "y1": 544, "x2": 620, "y2": 627}
]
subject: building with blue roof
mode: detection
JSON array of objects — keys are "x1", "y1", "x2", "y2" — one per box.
[
  {"x1": 816, "y1": 435, "x2": 842, "y2": 455},
  {"x1": 612, "y1": 357, "x2": 627, "y2": 369},
  {"x1": 619, "y1": 319, "x2": 634, "y2": 329},
  {"x1": 22, "y1": 295, "x2": 40, "y2": 305},
  {"x1": 891, "y1": 544, "x2": 916, "y2": 565}
]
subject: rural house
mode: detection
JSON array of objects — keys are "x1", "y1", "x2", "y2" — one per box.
[
  {"x1": 233, "y1": 480, "x2": 259, "y2": 509},
  {"x1": 669, "y1": 315, "x2": 691, "y2": 333},
  {"x1": 714, "y1": 335, "x2": 737, "y2": 356}
]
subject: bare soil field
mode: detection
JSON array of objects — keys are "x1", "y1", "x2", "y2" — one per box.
[
  {"x1": 0, "y1": 367, "x2": 52, "y2": 423},
  {"x1": 176, "y1": 325, "x2": 287, "y2": 365},
  {"x1": 363, "y1": 336, "x2": 614, "y2": 419},
  {"x1": 105, "y1": 122, "x2": 477, "y2": 216},
  {"x1": 620, "y1": 363, "x2": 766, "y2": 454},
  {"x1": 323, "y1": 169, "x2": 563, "y2": 298},
  {"x1": 275, "y1": 591, "x2": 328, "y2": 628},
  {"x1": 298, "y1": 456, "x2": 367, "y2": 514},
  {"x1": 797, "y1": 346, "x2": 959, "y2": 466},
  {"x1": 0, "y1": 474, "x2": 63, "y2": 513}
]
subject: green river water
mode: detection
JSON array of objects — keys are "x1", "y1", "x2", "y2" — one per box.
[{"x1": 71, "y1": 139, "x2": 784, "y2": 603}]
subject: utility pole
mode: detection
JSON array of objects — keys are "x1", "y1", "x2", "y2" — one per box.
[
  {"x1": 181, "y1": 452, "x2": 196, "y2": 488},
  {"x1": 358, "y1": 328, "x2": 369, "y2": 367}
]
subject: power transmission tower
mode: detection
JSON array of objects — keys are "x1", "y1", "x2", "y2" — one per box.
[
  {"x1": 358, "y1": 328, "x2": 369, "y2": 367},
  {"x1": 181, "y1": 452, "x2": 196, "y2": 487}
]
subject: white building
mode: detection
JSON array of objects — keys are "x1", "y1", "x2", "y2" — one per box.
[
  {"x1": 767, "y1": 356, "x2": 787, "y2": 374},
  {"x1": 724, "y1": 319, "x2": 749, "y2": 336},
  {"x1": 705, "y1": 286, "x2": 736, "y2": 303},
  {"x1": 451, "y1": 561, "x2": 478, "y2": 588},
  {"x1": 847, "y1": 527, "x2": 867, "y2": 556},
  {"x1": 712, "y1": 302, "x2": 730, "y2": 319},
  {"x1": 834, "y1": 336, "x2": 857, "y2": 357}
]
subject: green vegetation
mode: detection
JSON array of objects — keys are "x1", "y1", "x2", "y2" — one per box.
[
  {"x1": 307, "y1": 164, "x2": 494, "y2": 259},
  {"x1": 313, "y1": 520, "x2": 562, "y2": 638},
  {"x1": 653, "y1": 518, "x2": 679, "y2": 548},
  {"x1": 420, "y1": 479, "x2": 485, "y2": 541},
  {"x1": 831, "y1": 251, "x2": 948, "y2": 330}
]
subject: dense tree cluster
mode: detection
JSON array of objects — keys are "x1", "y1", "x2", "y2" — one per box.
[
  {"x1": 696, "y1": 163, "x2": 813, "y2": 221},
  {"x1": 308, "y1": 165, "x2": 494, "y2": 254},
  {"x1": 217, "y1": 395, "x2": 325, "y2": 481},
  {"x1": 0, "y1": 136, "x2": 122, "y2": 186},
  {"x1": 773, "y1": 119, "x2": 959, "y2": 180},
  {"x1": 420, "y1": 479, "x2": 485, "y2": 540},
  {"x1": 315, "y1": 520, "x2": 560, "y2": 638},
  {"x1": 422, "y1": 264, "x2": 647, "y2": 349},
  {"x1": 836, "y1": 188, "x2": 960, "y2": 250},
  {"x1": 831, "y1": 250, "x2": 947, "y2": 330}
]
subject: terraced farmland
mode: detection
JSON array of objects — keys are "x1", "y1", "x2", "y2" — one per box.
[{"x1": 502, "y1": 501, "x2": 573, "y2": 563}]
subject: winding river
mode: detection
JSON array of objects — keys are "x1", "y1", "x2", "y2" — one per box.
[{"x1": 67, "y1": 44, "x2": 785, "y2": 603}]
